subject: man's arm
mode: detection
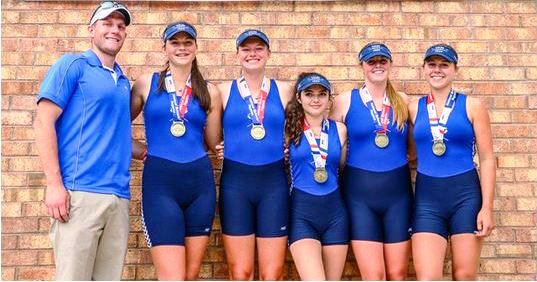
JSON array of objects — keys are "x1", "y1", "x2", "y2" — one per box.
[{"x1": 34, "y1": 100, "x2": 70, "y2": 223}]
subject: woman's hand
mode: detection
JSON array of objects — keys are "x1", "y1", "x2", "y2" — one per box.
[{"x1": 475, "y1": 207, "x2": 495, "y2": 237}]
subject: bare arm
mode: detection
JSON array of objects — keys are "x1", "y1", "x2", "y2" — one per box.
[
  {"x1": 406, "y1": 95, "x2": 418, "y2": 164},
  {"x1": 205, "y1": 83, "x2": 223, "y2": 154},
  {"x1": 34, "y1": 100, "x2": 70, "y2": 223},
  {"x1": 130, "y1": 73, "x2": 151, "y2": 160},
  {"x1": 329, "y1": 90, "x2": 352, "y2": 123},
  {"x1": 468, "y1": 97, "x2": 496, "y2": 237},
  {"x1": 276, "y1": 80, "x2": 294, "y2": 109},
  {"x1": 336, "y1": 121, "x2": 348, "y2": 170}
]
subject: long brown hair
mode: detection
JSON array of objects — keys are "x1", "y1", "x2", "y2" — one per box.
[
  {"x1": 157, "y1": 24, "x2": 211, "y2": 112},
  {"x1": 285, "y1": 72, "x2": 328, "y2": 147}
]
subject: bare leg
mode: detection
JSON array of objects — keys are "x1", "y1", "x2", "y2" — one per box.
[
  {"x1": 290, "y1": 239, "x2": 325, "y2": 280},
  {"x1": 322, "y1": 244, "x2": 348, "y2": 280},
  {"x1": 257, "y1": 236, "x2": 287, "y2": 280},
  {"x1": 222, "y1": 234, "x2": 255, "y2": 280},
  {"x1": 185, "y1": 236, "x2": 211, "y2": 280},
  {"x1": 150, "y1": 245, "x2": 186, "y2": 280},
  {"x1": 351, "y1": 240, "x2": 386, "y2": 280},
  {"x1": 384, "y1": 240, "x2": 411, "y2": 280},
  {"x1": 412, "y1": 233, "x2": 447, "y2": 280},
  {"x1": 451, "y1": 234, "x2": 482, "y2": 280}
]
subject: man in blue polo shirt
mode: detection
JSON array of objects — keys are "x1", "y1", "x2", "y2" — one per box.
[{"x1": 34, "y1": 1, "x2": 133, "y2": 280}]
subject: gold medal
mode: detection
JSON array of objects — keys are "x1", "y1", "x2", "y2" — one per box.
[
  {"x1": 432, "y1": 140, "x2": 446, "y2": 156},
  {"x1": 313, "y1": 168, "x2": 328, "y2": 184},
  {"x1": 170, "y1": 121, "x2": 186, "y2": 137},
  {"x1": 251, "y1": 125, "x2": 266, "y2": 140},
  {"x1": 374, "y1": 133, "x2": 389, "y2": 149}
]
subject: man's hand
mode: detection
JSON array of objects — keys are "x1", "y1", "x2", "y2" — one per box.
[
  {"x1": 215, "y1": 141, "x2": 224, "y2": 160},
  {"x1": 45, "y1": 185, "x2": 70, "y2": 223}
]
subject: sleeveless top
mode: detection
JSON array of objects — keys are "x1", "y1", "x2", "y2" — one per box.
[
  {"x1": 144, "y1": 73, "x2": 207, "y2": 163},
  {"x1": 223, "y1": 79, "x2": 285, "y2": 165},
  {"x1": 413, "y1": 93, "x2": 476, "y2": 177}
]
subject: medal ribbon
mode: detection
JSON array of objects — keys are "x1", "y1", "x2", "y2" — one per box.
[
  {"x1": 426, "y1": 89, "x2": 457, "y2": 142},
  {"x1": 359, "y1": 85, "x2": 391, "y2": 134},
  {"x1": 303, "y1": 119, "x2": 329, "y2": 169},
  {"x1": 237, "y1": 76, "x2": 270, "y2": 126},
  {"x1": 165, "y1": 71, "x2": 192, "y2": 122}
]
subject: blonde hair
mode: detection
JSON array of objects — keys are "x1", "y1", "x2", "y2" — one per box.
[{"x1": 386, "y1": 79, "x2": 408, "y2": 131}]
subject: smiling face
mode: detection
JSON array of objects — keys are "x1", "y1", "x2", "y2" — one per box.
[
  {"x1": 423, "y1": 56, "x2": 458, "y2": 92},
  {"x1": 89, "y1": 11, "x2": 127, "y2": 57},
  {"x1": 237, "y1": 37, "x2": 270, "y2": 72},
  {"x1": 361, "y1": 55, "x2": 391, "y2": 84},
  {"x1": 299, "y1": 84, "x2": 331, "y2": 118},
  {"x1": 164, "y1": 32, "x2": 197, "y2": 67}
]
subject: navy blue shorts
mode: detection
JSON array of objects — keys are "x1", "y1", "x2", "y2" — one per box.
[
  {"x1": 142, "y1": 155, "x2": 216, "y2": 247},
  {"x1": 412, "y1": 169, "x2": 482, "y2": 239},
  {"x1": 219, "y1": 159, "x2": 289, "y2": 237},
  {"x1": 289, "y1": 188, "x2": 349, "y2": 246},
  {"x1": 343, "y1": 164, "x2": 414, "y2": 243}
]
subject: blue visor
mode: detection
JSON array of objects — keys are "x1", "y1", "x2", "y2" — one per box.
[
  {"x1": 163, "y1": 22, "x2": 197, "y2": 42},
  {"x1": 424, "y1": 44, "x2": 458, "y2": 63},
  {"x1": 359, "y1": 43, "x2": 392, "y2": 62},
  {"x1": 236, "y1": 29, "x2": 270, "y2": 49},
  {"x1": 297, "y1": 74, "x2": 331, "y2": 93}
]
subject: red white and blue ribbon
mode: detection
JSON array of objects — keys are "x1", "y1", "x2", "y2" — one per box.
[
  {"x1": 359, "y1": 85, "x2": 391, "y2": 134},
  {"x1": 426, "y1": 89, "x2": 457, "y2": 142},
  {"x1": 237, "y1": 76, "x2": 270, "y2": 127},
  {"x1": 165, "y1": 71, "x2": 192, "y2": 122},
  {"x1": 303, "y1": 118, "x2": 329, "y2": 169}
]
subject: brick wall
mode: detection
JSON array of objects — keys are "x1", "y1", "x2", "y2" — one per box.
[{"x1": 2, "y1": 0, "x2": 536, "y2": 280}]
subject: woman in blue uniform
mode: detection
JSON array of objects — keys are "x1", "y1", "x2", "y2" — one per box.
[
  {"x1": 285, "y1": 73, "x2": 349, "y2": 280},
  {"x1": 330, "y1": 42, "x2": 413, "y2": 280},
  {"x1": 409, "y1": 44, "x2": 495, "y2": 280},
  {"x1": 130, "y1": 22, "x2": 222, "y2": 280},
  {"x1": 216, "y1": 29, "x2": 294, "y2": 280}
]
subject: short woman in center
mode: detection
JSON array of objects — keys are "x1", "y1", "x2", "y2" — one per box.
[
  {"x1": 286, "y1": 73, "x2": 349, "y2": 280},
  {"x1": 330, "y1": 42, "x2": 414, "y2": 280},
  {"x1": 216, "y1": 29, "x2": 294, "y2": 280}
]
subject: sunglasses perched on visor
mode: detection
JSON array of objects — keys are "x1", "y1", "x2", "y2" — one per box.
[{"x1": 89, "y1": 1, "x2": 131, "y2": 26}]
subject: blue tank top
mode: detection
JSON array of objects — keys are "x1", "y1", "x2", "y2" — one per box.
[
  {"x1": 413, "y1": 93, "x2": 476, "y2": 177},
  {"x1": 290, "y1": 120, "x2": 341, "y2": 196},
  {"x1": 143, "y1": 73, "x2": 207, "y2": 163},
  {"x1": 345, "y1": 89, "x2": 408, "y2": 172},
  {"x1": 223, "y1": 79, "x2": 285, "y2": 165}
]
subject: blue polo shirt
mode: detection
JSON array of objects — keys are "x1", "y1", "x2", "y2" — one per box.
[{"x1": 37, "y1": 49, "x2": 132, "y2": 199}]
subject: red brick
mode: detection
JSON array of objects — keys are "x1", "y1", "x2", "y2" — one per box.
[
  {"x1": 516, "y1": 259, "x2": 537, "y2": 274},
  {"x1": 135, "y1": 265, "x2": 156, "y2": 280},
  {"x1": 480, "y1": 259, "x2": 516, "y2": 274},
  {"x1": 17, "y1": 266, "x2": 54, "y2": 280},
  {"x1": 1, "y1": 234, "x2": 18, "y2": 249},
  {"x1": 2, "y1": 250, "x2": 38, "y2": 266},
  {"x1": 515, "y1": 228, "x2": 537, "y2": 243},
  {"x1": 19, "y1": 11, "x2": 58, "y2": 24},
  {"x1": 121, "y1": 265, "x2": 136, "y2": 280},
  {"x1": 1, "y1": 172, "x2": 28, "y2": 187},
  {"x1": 37, "y1": 250, "x2": 55, "y2": 265},
  {"x1": 1, "y1": 217, "x2": 39, "y2": 233},
  {"x1": 1, "y1": 267, "x2": 16, "y2": 281}
]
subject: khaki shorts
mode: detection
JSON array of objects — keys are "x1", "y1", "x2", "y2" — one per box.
[{"x1": 50, "y1": 191, "x2": 129, "y2": 281}]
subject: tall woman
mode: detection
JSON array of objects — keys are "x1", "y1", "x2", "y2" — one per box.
[
  {"x1": 409, "y1": 44, "x2": 495, "y2": 280},
  {"x1": 285, "y1": 73, "x2": 349, "y2": 280},
  {"x1": 130, "y1": 22, "x2": 222, "y2": 280},
  {"x1": 216, "y1": 29, "x2": 294, "y2": 280},
  {"x1": 330, "y1": 42, "x2": 413, "y2": 280}
]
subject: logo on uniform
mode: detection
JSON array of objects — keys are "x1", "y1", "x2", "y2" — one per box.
[{"x1": 371, "y1": 44, "x2": 382, "y2": 52}]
